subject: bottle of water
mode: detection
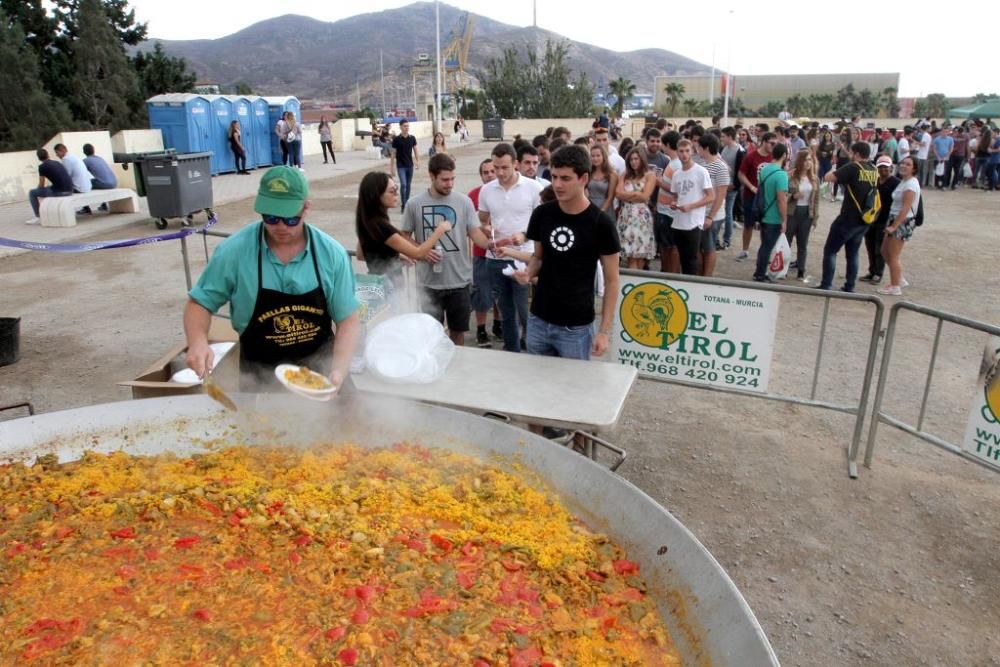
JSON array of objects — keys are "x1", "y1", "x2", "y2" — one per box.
[{"x1": 433, "y1": 243, "x2": 444, "y2": 273}]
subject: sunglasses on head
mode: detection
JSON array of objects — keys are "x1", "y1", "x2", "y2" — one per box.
[{"x1": 262, "y1": 214, "x2": 302, "y2": 227}]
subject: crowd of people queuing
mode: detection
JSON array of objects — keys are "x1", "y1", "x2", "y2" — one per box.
[{"x1": 352, "y1": 113, "x2": 999, "y2": 365}]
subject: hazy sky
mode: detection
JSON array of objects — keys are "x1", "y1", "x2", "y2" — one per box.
[{"x1": 130, "y1": 0, "x2": 993, "y2": 98}]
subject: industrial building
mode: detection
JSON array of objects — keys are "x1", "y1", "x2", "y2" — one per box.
[{"x1": 653, "y1": 73, "x2": 900, "y2": 112}]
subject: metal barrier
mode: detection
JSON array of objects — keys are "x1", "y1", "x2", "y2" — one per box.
[
  {"x1": 618, "y1": 269, "x2": 885, "y2": 478},
  {"x1": 864, "y1": 301, "x2": 1000, "y2": 473}
]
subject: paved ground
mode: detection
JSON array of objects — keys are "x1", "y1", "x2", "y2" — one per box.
[{"x1": 1, "y1": 135, "x2": 998, "y2": 666}]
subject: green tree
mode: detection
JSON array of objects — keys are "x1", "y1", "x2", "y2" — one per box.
[
  {"x1": 785, "y1": 93, "x2": 807, "y2": 117},
  {"x1": 478, "y1": 40, "x2": 594, "y2": 119},
  {"x1": 607, "y1": 77, "x2": 636, "y2": 118},
  {"x1": 52, "y1": 0, "x2": 147, "y2": 45},
  {"x1": 663, "y1": 82, "x2": 685, "y2": 117},
  {"x1": 881, "y1": 87, "x2": 900, "y2": 119},
  {"x1": 972, "y1": 92, "x2": 999, "y2": 103},
  {"x1": 856, "y1": 88, "x2": 878, "y2": 117},
  {"x1": 233, "y1": 81, "x2": 254, "y2": 95},
  {"x1": 921, "y1": 93, "x2": 950, "y2": 118},
  {"x1": 0, "y1": 9, "x2": 74, "y2": 150},
  {"x1": 133, "y1": 42, "x2": 196, "y2": 97},
  {"x1": 759, "y1": 100, "x2": 783, "y2": 118},
  {"x1": 72, "y1": 0, "x2": 140, "y2": 130},
  {"x1": 681, "y1": 98, "x2": 700, "y2": 117},
  {"x1": 834, "y1": 83, "x2": 857, "y2": 117},
  {"x1": 479, "y1": 46, "x2": 523, "y2": 118}
]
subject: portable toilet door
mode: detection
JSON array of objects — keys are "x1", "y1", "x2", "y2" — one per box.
[
  {"x1": 251, "y1": 97, "x2": 272, "y2": 167},
  {"x1": 147, "y1": 93, "x2": 212, "y2": 155},
  {"x1": 230, "y1": 96, "x2": 256, "y2": 169},
  {"x1": 265, "y1": 96, "x2": 300, "y2": 166},
  {"x1": 207, "y1": 96, "x2": 235, "y2": 175},
  {"x1": 186, "y1": 96, "x2": 213, "y2": 157}
]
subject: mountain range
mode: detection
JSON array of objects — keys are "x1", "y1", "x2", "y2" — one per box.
[{"x1": 139, "y1": 2, "x2": 710, "y2": 103}]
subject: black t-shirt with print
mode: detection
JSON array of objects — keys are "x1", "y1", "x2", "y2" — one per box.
[
  {"x1": 391, "y1": 134, "x2": 417, "y2": 168},
  {"x1": 526, "y1": 201, "x2": 621, "y2": 327},
  {"x1": 833, "y1": 161, "x2": 878, "y2": 226}
]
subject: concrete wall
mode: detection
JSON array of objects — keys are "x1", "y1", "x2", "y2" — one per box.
[
  {"x1": 110, "y1": 129, "x2": 164, "y2": 190},
  {"x1": 0, "y1": 150, "x2": 40, "y2": 204}
]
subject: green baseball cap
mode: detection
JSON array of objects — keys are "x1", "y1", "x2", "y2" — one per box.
[{"x1": 254, "y1": 166, "x2": 309, "y2": 218}]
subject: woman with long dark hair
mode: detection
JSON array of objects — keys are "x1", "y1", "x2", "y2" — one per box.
[
  {"x1": 614, "y1": 148, "x2": 656, "y2": 270},
  {"x1": 318, "y1": 116, "x2": 335, "y2": 164},
  {"x1": 355, "y1": 171, "x2": 450, "y2": 289},
  {"x1": 785, "y1": 150, "x2": 820, "y2": 282},
  {"x1": 227, "y1": 120, "x2": 249, "y2": 174},
  {"x1": 587, "y1": 144, "x2": 618, "y2": 213}
]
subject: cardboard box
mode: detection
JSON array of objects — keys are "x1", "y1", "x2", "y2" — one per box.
[{"x1": 119, "y1": 317, "x2": 240, "y2": 399}]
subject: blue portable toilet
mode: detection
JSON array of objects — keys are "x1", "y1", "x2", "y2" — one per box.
[
  {"x1": 203, "y1": 95, "x2": 236, "y2": 175},
  {"x1": 250, "y1": 97, "x2": 272, "y2": 168},
  {"x1": 265, "y1": 96, "x2": 301, "y2": 166},
  {"x1": 146, "y1": 94, "x2": 213, "y2": 157},
  {"x1": 228, "y1": 96, "x2": 256, "y2": 170}
]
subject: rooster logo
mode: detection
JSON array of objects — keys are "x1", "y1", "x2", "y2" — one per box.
[
  {"x1": 619, "y1": 282, "x2": 689, "y2": 349},
  {"x1": 984, "y1": 344, "x2": 1000, "y2": 422}
]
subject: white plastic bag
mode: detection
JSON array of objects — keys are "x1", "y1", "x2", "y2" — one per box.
[
  {"x1": 767, "y1": 234, "x2": 792, "y2": 281},
  {"x1": 364, "y1": 313, "x2": 455, "y2": 384},
  {"x1": 962, "y1": 162, "x2": 973, "y2": 179},
  {"x1": 934, "y1": 161, "x2": 945, "y2": 177}
]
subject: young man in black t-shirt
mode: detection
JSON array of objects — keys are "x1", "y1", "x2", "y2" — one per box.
[
  {"x1": 26, "y1": 148, "x2": 74, "y2": 225},
  {"x1": 819, "y1": 141, "x2": 877, "y2": 292},
  {"x1": 509, "y1": 145, "x2": 621, "y2": 360},
  {"x1": 388, "y1": 120, "x2": 419, "y2": 212}
]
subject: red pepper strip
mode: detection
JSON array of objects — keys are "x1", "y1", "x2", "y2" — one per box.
[
  {"x1": 143, "y1": 547, "x2": 160, "y2": 561},
  {"x1": 265, "y1": 501, "x2": 284, "y2": 516},
  {"x1": 351, "y1": 607, "x2": 369, "y2": 624},
  {"x1": 234, "y1": 507, "x2": 250, "y2": 518},
  {"x1": 293, "y1": 534, "x2": 313, "y2": 547},
  {"x1": 20, "y1": 618, "x2": 83, "y2": 661},
  {"x1": 54, "y1": 527, "x2": 75, "y2": 541},
  {"x1": 324, "y1": 626, "x2": 347, "y2": 641},
  {"x1": 457, "y1": 571, "x2": 476, "y2": 589},
  {"x1": 613, "y1": 559, "x2": 640, "y2": 575},
  {"x1": 116, "y1": 565, "x2": 138, "y2": 579},
  {"x1": 289, "y1": 551, "x2": 302, "y2": 566},
  {"x1": 174, "y1": 536, "x2": 200, "y2": 549},
  {"x1": 405, "y1": 538, "x2": 426, "y2": 553},
  {"x1": 337, "y1": 647, "x2": 359, "y2": 665},
  {"x1": 430, "y1": 534, "x2": 453, "y2": 553},
  {"x1": 101, "y1": 545, "x2": 135, "y2": 560},
  {"x1": 473, "y1": 661, "x2": 492, "y2": 667},
  {"x1": 223, "y1": 557, "x2": 249, "y2": 570},
  {"x1": 585, "y1": 570, "x2": 606, "y2": 582},
  {"x1": 178, "y1": 564, "x2": 207, "y2": 578},
  {"x1": 192, "y1": 609, "x2": 212, "y2": 622},
  {"x1": 109, "y1": 526, "x2": 136, "y2": 539},
  {"x1": 6, "y1": 543, "x2": 28, "y2": 558},
  {"x1": 251, "y1": 561, "x2": 272, "y2": 574},
  {"x1": 198, "y1": 499, "x2": 223, "y2": 517},
  {"x1": 489, "y1": 618, "x2": 516, "y2": 634},
  {"x1": 510, "y1": 647, "x2": 543, "y2": 667},
  {"x1": 112, "y1": 585, "x2": 131, "y2": 596}
]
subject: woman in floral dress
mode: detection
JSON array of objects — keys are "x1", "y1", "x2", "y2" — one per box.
[{"x1": 614, "y1": 148, "x2": 656, "y2": 269}]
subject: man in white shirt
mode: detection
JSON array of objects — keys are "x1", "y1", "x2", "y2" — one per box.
[
  {"x1": 696, "y1": 134, "x2": 731, "y2": 277},
  {"x1": 594, "y1": 127, "x2": 625, "y2": 175},
  {"x1": 914, "y1": 124, "x2": 932, "y2": 187},
  {"x1": 478, "y1": 143, "x2": 543, "y2": 352},
  {"x1": 54, "y1": 143, "x2": 92, "y2": 194},
  {"x1": 669, "y1": 139, "x2": 715, "y2": 275}
]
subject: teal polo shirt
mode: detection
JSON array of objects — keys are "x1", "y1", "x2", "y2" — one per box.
[
  {"x1": 759, "y1": 163, "x2": 788, "y2": 225},
  {"x1": 189, "y1": 222, "x2": 361, "y2": 334}
]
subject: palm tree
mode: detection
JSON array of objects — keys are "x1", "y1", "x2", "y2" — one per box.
[
  {"x1": 607, "y1": 77, "x2": 636, "y2": 118},
  {"x1": 880, "y1": 87, "x2": 900, "y2": 119},
  {"x1": 682, "y1": 98, "x2": 700, "y2": 117},
  {"x1": 663, "y1": 82, "x2": 686, "y2": 117}
]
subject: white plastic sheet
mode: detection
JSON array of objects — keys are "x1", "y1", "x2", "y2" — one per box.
[{"x1": 364, "y1": 314, "x2": 455, "y2": 384}]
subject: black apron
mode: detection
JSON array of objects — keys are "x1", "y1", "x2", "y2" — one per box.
[{"x1": 239, "y1": 223, "x2": 334, "y2": 384}]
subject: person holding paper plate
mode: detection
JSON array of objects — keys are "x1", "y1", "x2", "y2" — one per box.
[{"x1": 183, "y1": 166, "x2": 361, "y2": 390}]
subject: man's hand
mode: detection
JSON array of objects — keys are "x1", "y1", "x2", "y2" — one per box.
[
  {"x1": 592, "y1": 331, "x2": 610, "y2": 356},
  {"x1": 511, "y1": 269, "x2": 531, "y2": 285},
  {"x1": 703, "y1": 216, "x2": 712, "y2": 230},
  {"x1": 186, "y1": 342, "x2": 215, "y2": 380},
  {"x1": 329, "y1": 369, "x2": 345, "y2": 394},
  {"x1": 426, "y1": 248, "x2": 443, "y2": 263}
]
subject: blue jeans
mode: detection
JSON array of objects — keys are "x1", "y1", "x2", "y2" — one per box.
[
  {"x1": 723, "y1": 190, "x2": 738, "y2": 245},
  {"x1": 286, "y1": 140, "x2": 302, "y2": 167},
  {"x1": 487, "y1": 258, "x2": 529, "y2": 352},
  {"x1": 753, "y1": 223, "x2": 783, "y2": 280},
  {"x1": 91, "y1": 179, "x2": 115, "y2": 190},
  {"x1": 526, "y1": 313, "x2": 593, "y2": 360},
  {"x1": 28, "y1": 187, "x2": 71, "y2": 216},
  {"x1": 820, "y1": 218, "x2": 869, "y2": 291},
  {"x1": 397, "y1": 166, "x2": 414, "y2": 210}
]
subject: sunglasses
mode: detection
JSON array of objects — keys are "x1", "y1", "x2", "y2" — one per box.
[{"x1": 262, "y1": 214, "x2": 302, "y2": 227}]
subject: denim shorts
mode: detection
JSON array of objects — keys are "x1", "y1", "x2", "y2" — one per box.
[{"x1": 525, "y1": 313, "x2": 593, "y2": 360}]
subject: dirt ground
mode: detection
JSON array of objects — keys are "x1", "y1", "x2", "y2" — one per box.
[{"x1": 1, "y1": 140, "x2": 998, "y2": 666}]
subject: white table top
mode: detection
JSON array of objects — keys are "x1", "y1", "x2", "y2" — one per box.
[{"x1": 351, "y1": 346, "x2": 637, "y2": 432}]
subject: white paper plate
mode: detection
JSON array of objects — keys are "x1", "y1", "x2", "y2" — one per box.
[{"x1": 274, "y1": 364, "x2": 337, "y2": 402}]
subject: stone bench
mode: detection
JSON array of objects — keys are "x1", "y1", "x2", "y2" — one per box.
[{"x1": 39, "y1": 188, "x2": 139, "y2": 228}]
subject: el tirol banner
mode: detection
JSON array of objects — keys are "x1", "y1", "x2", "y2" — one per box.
[
  {"x1": 963, "y1": 336, "x2": 1000, "y2": 470},
  {"x1": 612, "y1": 277, "x2": 779, "y2": 392}
]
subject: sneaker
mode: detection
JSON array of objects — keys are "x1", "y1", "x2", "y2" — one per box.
[
  {"x1": 475, "y1": 329, "x2": 490, "y2": 348},
  {"x1": 24, "y1": 216, "x2": 40, "y2": 225},
  {"x1": 752, "y1": 275, "x2": 776, "y2": 284},
  {"x1": 715, "y1": 243, "x2": 725, "y2": 251},
  {"x1": 900, "y1": 277, "x2": 910, "y2": 288},
  {"x1": 877, "y1": 285, "x2": 902, "y2": 296},
  {"x1": 859, "y1": 273, "x2": 874, "y2": 283},
  {"x1": 869, "y1": 274, "x2": 882, "y2": 284},
  {"x1": 734, "y1": 221, "x2": 743, "y2": 230},
  {"x1": 797, "y1": 275, "x2": 811, "y2": 283},
  {"x1": 735, "y1": 250, "x2": 749, "y2": 261},
  {"x1": 724, "y1": 240, "x2": 731, "y2": 249},
  {"x1": 491, "y1": 321, "x2": 503, "y2": 341},
  {"x1": 789, "y1": 260, "x2": 798, "y2": 270}
]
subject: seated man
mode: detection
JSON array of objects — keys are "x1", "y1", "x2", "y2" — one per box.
[
  {"x1": 83, "y1": 143, "x2": 117, "y2": 190},
  {"x1": 54, "y1": 142, "x2": 94, "y2": 215},
  {"x1": 25, "y1": 148, "x2": 73, "y2": 225}
]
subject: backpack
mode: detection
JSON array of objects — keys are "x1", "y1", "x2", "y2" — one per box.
[
  {"x1": 752, "y1": 170, "x2": 778, "y2": 220},
  {"x1": 847, "y1": 166, "x2": 881, "y2": 224}
]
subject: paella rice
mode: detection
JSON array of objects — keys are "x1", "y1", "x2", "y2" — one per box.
[{"x1": 0, "y1": 444, "x2": 681, "y2": 665}]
